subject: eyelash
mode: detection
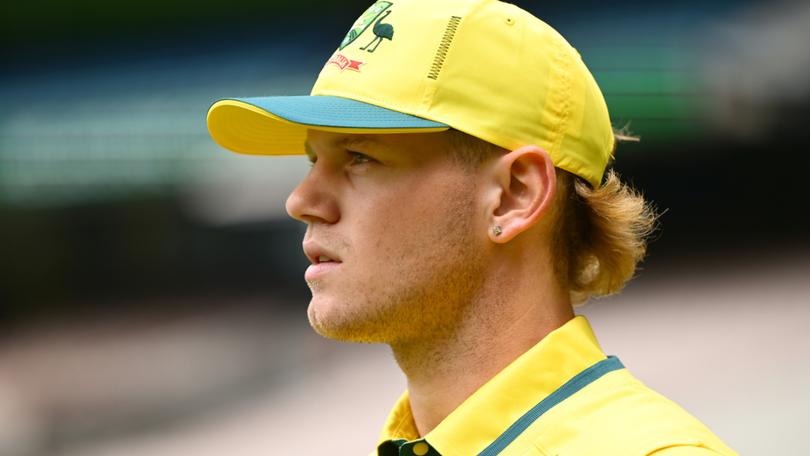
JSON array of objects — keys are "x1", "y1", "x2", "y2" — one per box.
[
  {"x1": 348, "y1": 150, "x2": 373, "y2": 165},
  {"x1": 307, "y1": 151, "x2": 374, "y2": 167}
]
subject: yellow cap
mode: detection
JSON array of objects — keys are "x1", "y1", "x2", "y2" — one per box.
[{"x1": 207, "y1": 0, "x2": 614, "y2": 187}]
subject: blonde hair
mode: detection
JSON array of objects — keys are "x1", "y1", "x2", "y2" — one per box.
[
  {"x1": 551, "y1": 168, "x2": 658, "y2": 304},
  {"x1": 446, "y1": 129, "x2": 658, "y2": 304}
]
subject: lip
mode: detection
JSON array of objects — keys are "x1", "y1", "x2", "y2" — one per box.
[
  {"x1": 302, "y1": 241, "x2": 342, "y2": 265},
  {"x1": 305, "y1": 261, "x2": 342, "y2": 281},
  {"x1": 302, "y1": 241, "x2": 343, "y2": 281}
]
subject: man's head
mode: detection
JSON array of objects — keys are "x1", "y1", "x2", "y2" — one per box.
[
  {"x1": 285, "y1": 129, "x2": 562, "y2": 344},
  {"x1": 206, "y1": 0, "x2": 657, "y2": 344}
]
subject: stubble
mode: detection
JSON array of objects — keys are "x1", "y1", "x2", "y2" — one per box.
[{"x1": 307, "y1": 180, "x2": 487, "y2": 347}]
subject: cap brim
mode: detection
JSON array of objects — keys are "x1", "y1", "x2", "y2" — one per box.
[{"x1": 207, "y1": 95, "x2": 449, "y2": 156}]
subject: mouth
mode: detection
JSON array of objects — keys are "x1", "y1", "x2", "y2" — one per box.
[
  {"x1": 303, "y1": 242, "x2": 343, "y2": 281},
  {"x1": 303, "y1": 242, "x2": 343, "y2": 266},
  {"x1": 315, "y1": 254, "x2": 340, "y2": 264}
]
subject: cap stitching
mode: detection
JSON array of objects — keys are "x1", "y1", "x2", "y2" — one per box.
[
  {"x1": 551, "y1": 43, "x2": 573, "y2": 158},
  {"x1": 428, "y1": 16, "x2": 462, "y2": 80}
]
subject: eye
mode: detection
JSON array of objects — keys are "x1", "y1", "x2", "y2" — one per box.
[
  {"x1": 348, "y1": 150, "x2": 374, "y2": 165},
  {"x1": 306, "y1": 152, "x2": 317, "y2": 167}
]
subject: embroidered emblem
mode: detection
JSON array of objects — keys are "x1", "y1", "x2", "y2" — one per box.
[
  {"x1": 339, "y1": 1, "x2": 395, "y2": 53},
  {"x1": 327, "y1": 53, "x2": 364, "y2": 72}
]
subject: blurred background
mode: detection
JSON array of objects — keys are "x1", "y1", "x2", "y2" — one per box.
[{"x1": 2, "y1": 0, "x2": 809, "y2": 454}]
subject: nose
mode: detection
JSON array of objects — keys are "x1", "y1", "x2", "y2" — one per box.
[{"x1": 285, "y1": 163, "x2": 340, "y2": 225}]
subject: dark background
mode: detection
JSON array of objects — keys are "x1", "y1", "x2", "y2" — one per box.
[
  {"x1": 2, "y1": 0, "x2": 808, "y2": 324},
  {"x1": 2, "y1": 1, "x2": 809, "y2": 455}
]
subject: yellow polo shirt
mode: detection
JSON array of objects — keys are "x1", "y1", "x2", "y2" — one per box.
[{"x1": 373, "y1": 316, "x2": 737, "y2": 456}]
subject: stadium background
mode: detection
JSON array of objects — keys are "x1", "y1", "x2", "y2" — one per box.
[{"x1": 1, "y1": 0, "x2": 809, "y2": 454}]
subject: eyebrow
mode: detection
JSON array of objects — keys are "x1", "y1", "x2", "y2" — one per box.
[
  {"x1": 343, "y1": 135, "x2": 378, "y2": 148},
  {"x1": 304, "y1": 135, "x2": 381, "y2": 162}
]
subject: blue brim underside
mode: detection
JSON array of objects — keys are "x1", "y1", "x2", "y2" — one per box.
[{"x1": 237, "y1": 95, "x2": 448, "y2": 129}]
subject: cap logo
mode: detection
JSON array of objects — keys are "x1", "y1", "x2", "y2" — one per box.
[
  {"x1": 327, "y1": 53, "x2": 364, "y2": 72},
  {"x1": 339, "y1": 1, "x2": 395, "y2": 53}
]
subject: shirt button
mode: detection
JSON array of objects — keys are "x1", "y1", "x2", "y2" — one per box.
[{"x1": 412, "y1": 442, "x2": 429, "y2": 456}]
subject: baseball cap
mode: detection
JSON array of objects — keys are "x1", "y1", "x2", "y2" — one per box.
[{"x1": 207, "y1": 0, "x2": 614, "y2": 187}]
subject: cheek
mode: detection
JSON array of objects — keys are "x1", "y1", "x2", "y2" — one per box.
[
  {"x1": 349, "y1": 178, "x2": 478, "y2": 260},
  {"x1": 359, "y1": 181, "x2": 447, "y2": 230},
  {"x1": 350, "y1": 198, "x2": 426, "y2": 260}
]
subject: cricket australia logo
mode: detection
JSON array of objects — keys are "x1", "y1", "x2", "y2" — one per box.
[{"x1": 339, "y1": 1, "x2": 395, "y2": 53}]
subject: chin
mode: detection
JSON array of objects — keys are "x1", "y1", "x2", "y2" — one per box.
[{"x1": 306, "y1": 296, "x2": 387, "y2": 344}]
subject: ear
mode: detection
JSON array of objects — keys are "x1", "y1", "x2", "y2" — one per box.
[{"x1": 487, "y1": 145, "x2": 557, "y2": 243}]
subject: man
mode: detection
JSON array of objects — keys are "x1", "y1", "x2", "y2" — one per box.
[{"x1": 207, "y1": 0, "x2": 737, "y2": 454}]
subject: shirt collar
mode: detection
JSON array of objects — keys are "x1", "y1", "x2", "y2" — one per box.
[{"x1": 376, "y1": 315, "x2": 607, "y2": 455}]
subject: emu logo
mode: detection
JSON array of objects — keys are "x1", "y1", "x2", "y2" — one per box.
[{"x1": 339, "y1": 1, "x2": 395, "y2": 53}]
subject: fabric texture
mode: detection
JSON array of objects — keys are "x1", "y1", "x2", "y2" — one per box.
[
  {"x1": 373, "y1": 316, "x2": 738, "y2": 456},
  {"x1": 207, "y1": 0, "x2": 615, "y2": 187}
]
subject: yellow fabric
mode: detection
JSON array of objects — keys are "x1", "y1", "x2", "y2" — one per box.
[
  {"x1": 205, "y1": 100, "x2": 447, "y2": 156},
  {"x1": 207, "y1": 0, "x2": 615, "y2": 187},
  {"x1": 373, "y1": 316, "x2": 738, "y2": 456},
  {"x1": 649, "y1": 446, "x2": 729, "y2": 455}
]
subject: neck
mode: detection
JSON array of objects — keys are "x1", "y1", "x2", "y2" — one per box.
[{"x1": 390, "y1": 255, "x2": 574, "y2": 437}]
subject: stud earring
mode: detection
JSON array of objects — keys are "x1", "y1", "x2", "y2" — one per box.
[{"x1": 492, "y1": 226, "x2": 503, "y2": 236}]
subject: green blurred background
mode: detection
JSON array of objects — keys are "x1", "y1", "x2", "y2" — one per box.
[
  {"x1": 3, "y1": 0, "x2": 807, "y2": 321},
  {"x1": 1, "y1": 1, "x2": 809, "y2": 454}
]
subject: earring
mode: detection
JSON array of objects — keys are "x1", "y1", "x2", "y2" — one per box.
[{"x1": 492, "y1": 225, "x2": 503, "y2": 236}]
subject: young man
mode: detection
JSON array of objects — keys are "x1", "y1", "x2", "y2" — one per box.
[{"x1": 207, "y1": 0, "x2": 737, "y2": 454}]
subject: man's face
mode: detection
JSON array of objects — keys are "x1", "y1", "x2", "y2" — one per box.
[{"x1": 286, "y1": 130, "x2": 491, "y2": 345}]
